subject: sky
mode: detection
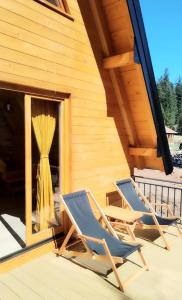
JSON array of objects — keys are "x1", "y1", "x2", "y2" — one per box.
[{"x1": 140, "y1": 0, "x2": 182, "y2": 83}]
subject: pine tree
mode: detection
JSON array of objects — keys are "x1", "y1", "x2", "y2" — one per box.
[
  {"x1": 177, "y1": 115, "x2": 182, "y2": 133},
  {"x1": 175, "y1": 77, "x2": 182, "y2": 124},
  {"x1": 157, "y1": 69, "x2": 177, "y2": 128}
]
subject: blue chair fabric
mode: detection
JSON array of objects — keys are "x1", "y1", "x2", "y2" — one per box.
[
  {"x1": 116, "y1": 179, "x2": 179, "y2": 226},
  {"x1": 63, "y1": 190, "x2": 141, "y2": 258}
]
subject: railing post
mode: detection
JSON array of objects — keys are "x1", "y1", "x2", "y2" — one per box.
[{"x1": 134, "y1": 176, "x2": 182, "y2": 223}]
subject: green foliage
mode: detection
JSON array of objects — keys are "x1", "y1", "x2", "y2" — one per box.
[
  {"x1": 157, "y1": 69, "x2": 181, "y2": 130},
  {"x1": 177, "y1": 114, "x2": 182, "y2": 133},
  {"x1": 175, "y1": 77, "x2": 182, "y2": 124}
]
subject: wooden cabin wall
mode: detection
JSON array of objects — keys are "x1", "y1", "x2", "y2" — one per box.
[{"x1": 0, "y1": 0, "x2": 131, "y2": 207}]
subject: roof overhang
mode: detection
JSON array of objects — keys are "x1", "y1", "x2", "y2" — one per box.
[{"x1": 127, "y1": 0, "x2": 173, "y2": 174}]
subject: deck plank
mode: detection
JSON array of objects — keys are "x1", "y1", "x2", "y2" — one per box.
[
  {"x1": 0, "y1": 281, "x2": 21, "y2": 300},
  {"x1": 9, "y1": 268, "x2": 62, "y2": 300},
  {"x1": 1, "y1": 227, "x2": 182, "y2": 300},
  {"x1": 0, "y1": 273, "x2": 42, "y2": 300}
]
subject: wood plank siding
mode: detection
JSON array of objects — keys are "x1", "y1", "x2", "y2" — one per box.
[{"x1": 0, "y1": 0, "x2": 163, "y2": 213}]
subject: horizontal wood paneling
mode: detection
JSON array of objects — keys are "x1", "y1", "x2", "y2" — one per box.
[
  {"x1": 72, "y1": 164, "x2": 130, "y2": 184},
  {"x1": 0, "y1": 0, "x2": 131, "y2": 215},
  {"x1": 0, "y1": 72, "x2": 106, "y2": 101},
  {"x1": 0, "y1": 16, "x2": 94, "y2": 68},
  {"x1": 0, "y1": 59, "x2": 103, "y2": 93},
  {"x1": 72, "y1": 150, "x2": 124, "y2": 163},
  {"x1": 72, "y1": 165, "x2": 130, "y2": 207},
  {"x1": 72, "y1": 134, "x2": 122, "y2": 145},
  {"x1": 72, "y1": 116, "x2": 118, "y2": 127},
  {"x1": 72, "y1": 107, "x2": 107, "y2": 118},
  {"x1": 17, "y1": 0, "x2": 83, "y2": 30},
  {"x1": 0, "y1": 45, "x2": 100, "y2": 85},
  {"x1": 0, "y1": 1, "x2": 91, "y2": 49},
  {"x1": 73, "y1": 165, "x2": 127, "y2": 181},
  {"x1": 72, "y1": 142, "x2": 127, "y2": 153}
]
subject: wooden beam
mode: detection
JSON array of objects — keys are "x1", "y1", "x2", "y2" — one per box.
[
  {"x1": 88, "y1": 0, "x2": 143, "y2": 168},
  {"x1": 89, "y1": 1, "x2": 136, "y2": 146},
  {"x1": 0, "y1": 80, "x2": 70, "y2": 100},
  {"x1": 103, "y1": 52, "x2": 134, "y2": 69},
  {"x1": 129, "y1": 147, "x2": 157, "y2": 157},
  {"x1": 24, "y1": 95, "x2": 32, "y2": 246}
]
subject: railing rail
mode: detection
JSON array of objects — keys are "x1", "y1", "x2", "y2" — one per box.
[{"x1": 133, "y1": 176, "x2": 182, "y2": 222}]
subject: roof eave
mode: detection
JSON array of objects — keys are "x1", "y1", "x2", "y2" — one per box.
[{"x1": 127, "y1": 0, "x2": 173, "y2": 175}]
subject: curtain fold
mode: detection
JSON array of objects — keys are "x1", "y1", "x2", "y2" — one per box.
[{"x1": 32, "y1": 100, "x2": 56, "y2": 231}]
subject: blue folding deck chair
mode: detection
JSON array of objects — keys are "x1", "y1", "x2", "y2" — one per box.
[
  {"x1": 58, "y1": 189, "x2": 149, "y2": 292},
  {"x1": 115, "y1": 178, "x2": 182, "y2": 251}
]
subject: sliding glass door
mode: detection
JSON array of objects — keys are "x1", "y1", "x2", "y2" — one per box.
[{"x1": 0, "y1": 90, "x2": 25, "y2": 258}]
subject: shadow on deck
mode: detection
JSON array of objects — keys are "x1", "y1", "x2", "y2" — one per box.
[{"x1": 0, "y1": 226, "x2": 182, "y2": 300}]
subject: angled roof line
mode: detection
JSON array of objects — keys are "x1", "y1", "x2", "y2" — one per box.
[{"x1": 127, "y1": 0, "x2": 173, "y2": 175}]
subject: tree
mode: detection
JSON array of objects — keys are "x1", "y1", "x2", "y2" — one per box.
[
  {"x1": 175, "y1": 77, "x2": 182, "y2": 124},
  {"x1": 177, "y1": 114, "x2": 182, "y2": 134},
  {"x1": 157, "y1": 69, "x2": 177, "y2": 128}
]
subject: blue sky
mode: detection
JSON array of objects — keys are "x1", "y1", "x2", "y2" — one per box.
[{"x1": 140, "y1": 0, "x2": 182, "y2": 83}]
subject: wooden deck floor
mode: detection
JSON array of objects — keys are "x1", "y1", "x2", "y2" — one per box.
[{"x1": 1, "y1": 227, "x2": 182, "y2": 300}]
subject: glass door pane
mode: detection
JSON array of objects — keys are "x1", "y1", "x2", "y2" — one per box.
[{"x1": 0, "y1": 90, "x2": 25, "y2": 258}]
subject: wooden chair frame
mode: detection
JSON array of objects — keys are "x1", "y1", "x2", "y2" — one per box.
[
  {"x1": 114, "y1": 177, "x2": 182, "y2": 251},
  {"x1": 57, "y1": 189, "x2": 149, "y2": 292}
]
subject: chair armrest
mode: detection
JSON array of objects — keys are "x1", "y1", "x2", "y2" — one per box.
[
  {"x1": 152, "y1": 203, "x2": 174, "y2": 216},
  {"x1": 134, "y1": 210, "x2": 154, "y2": 216},
  {"x1": 153, "y1": 203, "x2": 168, "y2": 207},
  {"x1": 78, "y1": 234, "x2": 104, "y2": 245},
  {"x1": 123, "y1": 240, "x2": 143, "y2": 246},
  {"x1": 110, "y1": 221, "x2": 134, "y2": 227}
]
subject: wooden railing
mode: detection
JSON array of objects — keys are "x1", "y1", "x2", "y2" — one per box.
[{"x1": 134, "y1": 176, "x2": 182, "y2": 222}]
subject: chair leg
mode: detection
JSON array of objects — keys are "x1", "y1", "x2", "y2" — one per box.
[
  {"x1": 165, "y1": 206, "x2": 182, "y2": 239},
  {"x1": 176, "y1": 223, "x2": 182, "y2": 238},
  {"x1": 122, "y1": 248, "x2": 149, "y2": 288},
  {"x1": 138, "y1": 248, "x2": 149, "y2": 270},
  {"x1": 153, "y1": 215, "x2": 171, "y2": 250},
  {"x1": 102, "y1": 240, "x2": 124, "y2": 292},
  {"x1": 58, "y1": 224, "x2": 75, "y2": 255},
  {"x1": 126, "y1": 223, "x2": 137, "y2": 241},
  {"x1": 159, "y1": 229, "x2": 171, "y2": 250}
]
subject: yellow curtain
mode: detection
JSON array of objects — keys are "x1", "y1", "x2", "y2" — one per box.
[{"x1": 32, "y1": 101, "x2": 56, "y2": 231}]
